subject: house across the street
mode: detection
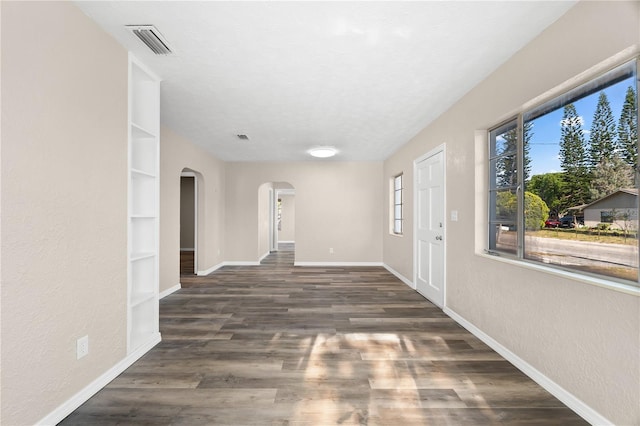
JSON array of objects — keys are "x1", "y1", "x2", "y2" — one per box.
[{"x1": 583, "y1": 188, "x2": 638, "y2": 230}]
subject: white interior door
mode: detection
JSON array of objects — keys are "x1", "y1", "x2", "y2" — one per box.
[{"x1": 414, "y1": 148, "x2": 445, "y2": 308}]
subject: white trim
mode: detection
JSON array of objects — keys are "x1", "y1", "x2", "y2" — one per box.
[
  {"x1": 180, "y1": 247, "x2": 195, "y2": 252},
  {"x1": 383, "y1": 263, "x2": 414, "y2": 288},
  {"x1": 444, "y1": 308, "x2": 613, "y2": 426},
  {"x1": 413, "y1": 144, "x2": 447, "y2": 309},
  {"x1": 222, "y1": 261, "x2": 261, "y2": 266},
  {"x1": 36, "y1": 334, "x2": 161, "y2": 426},
  {"x1": 180, "y1": 171, "x2": 196, "y2": 177},
  {"x1": 159, "y1": 283, "x2": 181, "y2": 299},
  {"x1": 259, "y1": 251, "x2": 270, "y2": 263},
  {"x1": 197, "y1": 262, "x2": 225, "y2": 276},
  {"x1": 294, "y1": 261, "x2": 384, "y2": 267},
  {"x1": 277, "y1": 240, "x2": 295, "y2": 244},
  {"x1": 477, "y1": 252, "x2": 640, "y2": 297},
  {"x1": 196, "y1": 261, "x2": 266, "y2": 276}
]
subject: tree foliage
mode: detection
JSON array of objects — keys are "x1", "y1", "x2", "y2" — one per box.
[
  {"x1": 524, "y1": 192, "x2": 549, "y2": 230},
  {"x1": 590, "y1": 155, "x2": 634, "y2": 200},
  {"x1": 496, "y1": 191, "x2": 517, "y2": 221},
  {"x1": 498, "y1": 123, "x2": 532, "y2": 187},
  {"x1": 527, "y1": 172, "x2": 565, "y2": 216},
  {"x1": 589, "y1": 91, "x2": 617, "y2": 168},
  {"x1": 559, "y1": 103, "x2": 591, "y2": 206},
  {"x1": 617, "y1": 86, "x2": 638, "y2": 171}
]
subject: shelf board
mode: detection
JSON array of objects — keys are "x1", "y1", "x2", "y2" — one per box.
[
  {"x1": 130, "y1": 214, "x2": 157, "y2": 219},
  {"x1": 130, "y1": 291, "x2": 155, "y2": 308},
  {"x1": 131, "y1": 168, "x2": 156, "y2": 178},
  {"x1": 131, "y1": 122, "x2": 156, "y2": 138},
  {"x1": 130, "y1": 252, "x2": 156, "y2": 262}
]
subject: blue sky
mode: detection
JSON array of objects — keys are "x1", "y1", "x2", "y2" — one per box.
[{"x1": 527, "y1": 76, "x2": 636, "y2": 177}]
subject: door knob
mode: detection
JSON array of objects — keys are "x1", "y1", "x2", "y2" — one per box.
[{"x1": 435, "y1": 235, "x2": 442, "y2": 241}]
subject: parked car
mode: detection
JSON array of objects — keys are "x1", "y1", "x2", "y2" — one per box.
[
  {"x1": 544, "y1": 218, "x2": 561, "y2": 228},
  {"x1": 560, "y1": 215, "x2": 582, "y2": 228}
]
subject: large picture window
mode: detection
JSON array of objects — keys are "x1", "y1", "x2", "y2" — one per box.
[{"x1": 488, "y1": 59, "x2": 639, "y2": 285}]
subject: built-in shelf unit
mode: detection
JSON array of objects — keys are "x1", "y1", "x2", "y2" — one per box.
[{"x1": 128, "y1": 53, "x2": 161, "y2": 354}]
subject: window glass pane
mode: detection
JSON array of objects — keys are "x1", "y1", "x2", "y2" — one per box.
[
  {"x1": 489, "y1": 223, "x2": 517, "y2": 255},
  {"x1": 394, "y1": 219, "x2": 402, "y2": 234},
  {"x1": 523, "y1": 60, "x2": 638, "y2": 283},
  {"x1": 394, "y1": 189, "x2": 402, "y2": 205},
  {"x1": 394, "y1": 175, "x2": 402, "y2": 191},
  {"x1": 394, "y1": 205, "x2": 402, "y2": 220},
  {"x1": 490, "y1": 121, "x2": 517, "y2": 158},
  {"x1": 490, "y1": 154, "x2": 518, "y2": 189},
  {"x1": 490, "y1": 189, "x2": 518, "y2": 223}
]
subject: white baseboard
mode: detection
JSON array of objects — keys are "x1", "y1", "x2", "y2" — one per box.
[
  {"x1": 37, "y1": 334, "x2": 161, "y2": 425},
  {"x1": 383, "y1": 263, "x2": 414, "y2": 288},
  {"x1": 277, "y1": 240, "x2": 295, "y2": 244},
  {"x1": 180, "y1": 248, "x2": 195, "y2": 252},
  {"x1": 159, "y1": 283, "x2": 181, "y2": 299},
  {"x1": 444, "y1": 308, "x2": 612, "y2": 426},
  {"x1": 197, "y1": 262, "x2": 225, "y2": 276},
  {"x1": 221, "y1": 260, "x2": 261, "y2": 266},
  {"x1": 294, "y1": 261, "x2": 384, "y2": 267},
  {"x1": 258, "y1": 251, "x2": 270, "y2": 262}
]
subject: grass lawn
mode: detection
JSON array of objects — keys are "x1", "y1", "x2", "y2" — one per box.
[{"x1": 532, "y1": 228, "x2": 638, "y2": 246}]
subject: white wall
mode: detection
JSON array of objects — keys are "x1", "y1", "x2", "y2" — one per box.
[
  {"x1": 279, "y1": 194, "x2": 296, "y2": 242},
  {"x1": 160, "y1": 126, "x2": 226, "y2": 291},
  {"x1": 226, "y1": 162, "x2": 383, "y2": 264},
  {"x1": 1, "y1": 2, "x2": 128, "y2": 424},
  {"x1": 383, "y1": 2, "x2": 640, "y2": 424}
]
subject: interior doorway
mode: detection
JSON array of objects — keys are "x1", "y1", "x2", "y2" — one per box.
[
  {"x1": 180, "y1": 170, "x2": 198, "y2": 275},
  {"x1": 258, "y1": 182, "x2": 295, "y2": 261}
]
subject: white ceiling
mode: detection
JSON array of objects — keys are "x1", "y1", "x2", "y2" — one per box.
[{"x1": 75, "y1": 1, "x2": 576, "y2": 162}]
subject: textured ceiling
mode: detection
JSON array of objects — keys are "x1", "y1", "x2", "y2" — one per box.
[{"x1": 75, "y1": 1, "x2": 576, "y2": 162}]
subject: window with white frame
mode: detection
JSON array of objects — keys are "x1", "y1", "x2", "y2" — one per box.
[
  {"x1": 488, "y1": 58, "x2": 638, "y2": 285},
  {"x1": 393, "y1": 174, "x2": 403, "y2": 234}
]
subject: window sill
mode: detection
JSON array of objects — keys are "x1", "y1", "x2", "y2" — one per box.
[
  {"x1": 477, "y1": 251, "x2": 640, "y2": 297},
  {"x1": 390, "y1": 232, "x2": 404, "y2": 238}
]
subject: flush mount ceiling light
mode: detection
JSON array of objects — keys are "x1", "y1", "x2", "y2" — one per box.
[{"x1": 308, "y1": 146, "x2": 337, "y2": 158}]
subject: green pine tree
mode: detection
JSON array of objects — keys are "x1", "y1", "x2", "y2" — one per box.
[
  {"x1": 590, "y1": 154, "x2": 634, "y2": 200},
  {"x1": 559, "y1": 103, "x2": 590, "y2": 206},
  {"x1": 498, "y1": 122, "x2": 532, "y2": 186},
  {"x1": 589, "y1": 91, "x2": 617, "y2": 168},
  {"x1": 617, "y1": 86, "x2": 638, "y2": 171}
]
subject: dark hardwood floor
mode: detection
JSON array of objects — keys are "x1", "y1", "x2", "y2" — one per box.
[
  {"x1": 180, "y1": 250, "x2": 195, "y2": 276},
  {"x1": 60, "y1": 244, "x2": 586, "y2": 425}
]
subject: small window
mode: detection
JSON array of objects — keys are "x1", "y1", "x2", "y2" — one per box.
[
  {"x1": 600, "y1": 211, "x2": 614, "y2": 223},
  {"x1": 393, "y1": 174, "x2": 403, "y2": 234}
]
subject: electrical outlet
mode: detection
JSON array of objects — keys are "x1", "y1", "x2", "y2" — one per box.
[
  {"x1": 329, "y1": 247, "x2": 334, "y2": 254},
  {"x1": 77, "y1": 335, "x2": 89, "y2": 360}
]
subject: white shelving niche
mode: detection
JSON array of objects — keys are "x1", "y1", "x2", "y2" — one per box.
[{"x1": 127, "y1": 53, "x2": 161, "y2": 355}]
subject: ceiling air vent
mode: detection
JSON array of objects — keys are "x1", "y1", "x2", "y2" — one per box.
[{"x1": 127, "y1": 25, "x2": 172, "y2": 55}]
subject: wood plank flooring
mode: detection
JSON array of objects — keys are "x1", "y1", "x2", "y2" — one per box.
[{"x1": 60, "y1": 245, "x2": 587, "y2": 425}]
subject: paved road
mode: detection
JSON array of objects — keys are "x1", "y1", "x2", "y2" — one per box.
[{"x1": 497, "y1": 231, "x2": 638, "y2": 268}]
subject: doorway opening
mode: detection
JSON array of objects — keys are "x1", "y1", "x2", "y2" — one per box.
[
  {"x1": 180, "y1": 169, "x2": 198, "y2": 275},
  {"x1": 258, "y1": 182, "x2": 295, "y2": 263}
]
